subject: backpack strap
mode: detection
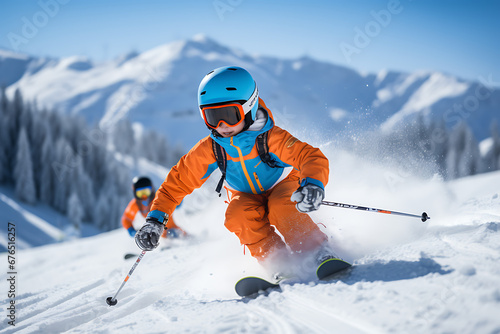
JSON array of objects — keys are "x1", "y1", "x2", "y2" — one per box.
[
  {"x1": 212, "y1": 139, "x2": 227, "y2": 196},
  {"x1": 256, "y1": 131, "x2": 279, "y2": 168},
  {"x1": 211, "y1": 131, "x2": 278, "y2": 196}
]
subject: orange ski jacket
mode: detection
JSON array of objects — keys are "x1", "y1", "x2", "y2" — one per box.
[{"x1": 151, "y1": 98, "x2": 329, "y2": 216}]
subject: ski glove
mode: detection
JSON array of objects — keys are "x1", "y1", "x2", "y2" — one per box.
[
  {"x1": 127, "y1": 227, "x2": 136, "y2": 237},
  {"x1": 135, "y1": 211, "x2": 168, "y2": 251},
  {"x1": 135, "y1": 221, "x2": 164, "y2": 251},
  {"x1": 291, "y1": 184, "x2": 324, "y2": 213}
]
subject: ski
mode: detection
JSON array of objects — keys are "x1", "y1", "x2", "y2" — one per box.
[
  {"x1": 124, "y1": 253, "x2": 137, "y2": 260},
  {"x1": 235, "y1": 258, "x2": 352, "y2": 297},
  {"x1": 234, "y1": 276, "x2": 281, "y2": 297},
  {"x1": 316, "y1": 258, "x2": 352, "y2": 280}
]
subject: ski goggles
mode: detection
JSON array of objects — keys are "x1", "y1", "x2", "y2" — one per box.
[
  {"x1": 135, "y1": 186, "x2": 152, "y2": 199},
  {"x1": 201, "y1": 103, "x2": 245, "y2": 129},
  {"x1": 200, "y1": 87, "x2": 258, "y2": 129}
]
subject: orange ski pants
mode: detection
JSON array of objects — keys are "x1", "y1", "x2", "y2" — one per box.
[{"x1": 224, "y1": 175, "x2": 327, "y2": 262}]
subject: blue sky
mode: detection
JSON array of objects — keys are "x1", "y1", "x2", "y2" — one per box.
[{"x1": 1, "y1": 0, "x2": 499, "y2": 84}]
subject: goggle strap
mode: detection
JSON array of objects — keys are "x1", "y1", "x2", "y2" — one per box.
[{"x1": 241, "y1": 86, "x2": 258, "y2": 114}]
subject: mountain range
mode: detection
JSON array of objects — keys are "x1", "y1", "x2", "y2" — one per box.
[{"x1": 1, "y1": 35, "x2": 499, "y2": 149}]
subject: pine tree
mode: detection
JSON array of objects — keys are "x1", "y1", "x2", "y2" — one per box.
[
  {"x1": 9, "y1": 89, "x2": 23, "y2": 151},
  {"x1": 458, "y1": 124, "x2": 481, "y2": 177},
  {"x1": 30, "y1": 111, "x2": 49, "y2": 199},
  {"x1": 0, "y1": 86, "x2": 7, "y2": 113},
  {"x1": 1, "y1": 92, "x2": 14, "y2": 183},
  {"x1": 14, "y1": 128, "x2": 36, "y2": 204},
  {"x1": 39, "y1": 131, "x2": 55, "y2": 205},
  {"x1": 490, "y1": 121, "x2": 500, "y2": 171},
  {"x1": 106, "y1": 185, "x2": 120, "y2": 231},
  {"x1": 113, "y1": 119, "x2": 135, "y2": 154},
  {"x1": 74, "y1": 158, "x2": 95, "y2": 222},
  {"x1": 94, "y1": 190, "x2": 110, "y2": 230},
  {"x1": 136, "y1": 129, "x2": 158, "y2": 162},
  {"x1": 67, "y1": 191, "x2": 83, "y2": 234},
  {"x1": 444, "y1": 121, "x2": 483, "y2": 179},
  {"x1": 445, "y1": 148, "x2": 458, "y2": 180},
  {"x1": 446, "y1": 123, "x2": 466, "y2": 179},
  {"x1": 85, "y1": 133, "x2": 109, "y2": 193},
  {"x1": 52, "y1": 137, "x2": 74, "y2": 213},
  {"x1": 429, "y1": 119, "x2": 449, "y2": 176},
  {"x1": 0, "y1": 116, "x2": 9, "y2": 182}
]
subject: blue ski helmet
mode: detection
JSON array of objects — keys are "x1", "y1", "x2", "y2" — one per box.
[{"x1": 198, "y1": 66, "x2": 259, "y2": 124}]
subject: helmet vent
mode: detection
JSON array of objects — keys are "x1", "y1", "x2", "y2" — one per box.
[
  {"x1": 206, "y1": 70, "x2": 214, "y2": 76},
  {"x1": 227, "y1": 68, "x2": 238, "y2": 71},
  {"x1": 200, "y1": 91, "x2": 206, "y2": 95},
  {"x1": 226, "y1": 87, "x2": 237, "y2": 91}
]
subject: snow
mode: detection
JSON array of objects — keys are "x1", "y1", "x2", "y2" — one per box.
[
  {"x1": 381, "y1": 72, "x2": 470, "y2": 131},
  {"x1": 402, "y1": 72, "x2": 469, "y2": 111},
  {"x1": 0, "y1": 185, "x2": 97, "y2": 251},
  {"x1": 2, "y1": 148, "x2": 500, "y2": 334},
  {"x1": 480, "y1": 137, "x2": 493, "y2": 157},
  {"x1": 0, "y1": 192, "x2": 64, "y2": 241}
]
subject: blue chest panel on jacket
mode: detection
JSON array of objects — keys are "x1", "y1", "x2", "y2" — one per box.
[
  {"x1": 225, "y1": 156, "x2": 288, "y2": 193},
  {"x1": 209, "y1": 113, "x2": 291, "y2": 194}
]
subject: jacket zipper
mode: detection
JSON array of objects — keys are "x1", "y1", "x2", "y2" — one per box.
[{"x1": 230, "y1": 137, "x2": 258, "y2": 194}]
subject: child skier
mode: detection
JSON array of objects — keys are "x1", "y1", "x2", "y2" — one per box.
[
  {"x1": 135, "y1": 66, "x2": 335, "y2": 275},
  {"x1": 122, "y1": 176, "x2": 186, "y2": 239}
]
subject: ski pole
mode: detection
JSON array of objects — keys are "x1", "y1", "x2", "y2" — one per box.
[
  {"x1": 321, "y1": 200, "x2": 430, "y2": 222},
  {"x1": 106, "y1": 250, "x2": 146, "y2": 306}
]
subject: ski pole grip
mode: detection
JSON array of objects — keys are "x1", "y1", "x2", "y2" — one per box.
[{"x1": 421, "y1": 212, "x2": 430, "y2": 222}]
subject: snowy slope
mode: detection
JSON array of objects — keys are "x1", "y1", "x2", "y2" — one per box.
[
  {"x1": 2, "y1": 149, "x2": 499, "y2": 334},
  {"x1": 0, "y1": 153, "x2": 172, "y2": 252},
  {"x1": 2, "y1": 36, "x2": 499, "y2": 149},
  {"x1": 0, "y1": 185, "x2": 93, "y2": 252}
]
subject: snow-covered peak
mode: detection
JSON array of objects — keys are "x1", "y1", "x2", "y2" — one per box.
[
  {"x1": 403, "y1": 72, "x2": 469, "y2": 111},
  {"x1": 380, "y1": 71, "x2": 473, "y2": 132},
  {"x1": 373, "y1": 68, "x2": 406, "y2": 87},
  {"x1": 1, "y1": 36, "x2": 498, "y2": 147},
  {"x1": 190, "y1": 33, "x2": 225, "y2": 49},
  {"x1": 182, "y1": 35, "x2": 242, "y2": 60},
  {"x1": 192, "y1": 33, "x2": 210, "y2": 43},
  {"x1": 115, "y1": 50, "x2": 139, "y2": 66},
  {"x1": 58, "y1": 55, "x2": 93, "y2": 71},
  {"x1": 0, "y1": 47, "x2": 31, "y2": 61}
]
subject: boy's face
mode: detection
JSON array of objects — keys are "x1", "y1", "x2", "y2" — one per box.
[{"x1": 215, "y1": 121, "x2": 245, "y2": 138}]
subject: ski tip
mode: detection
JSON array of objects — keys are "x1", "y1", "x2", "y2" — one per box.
[
  {"x1": 319, "y1": 258, "x2": 352, "y2": 266},
  {"x1": 316, "y1": 258, "x2": 352, "y2": 280},
  {"x1": 124, "y1": 253, "x2": 138, "y2": 260},
  {"x1": 235, "y1": 276, "x2": 281, "y2": 298},
  {"x1": 235, "y1": 276, "x2": 271, "y2": 285}
]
